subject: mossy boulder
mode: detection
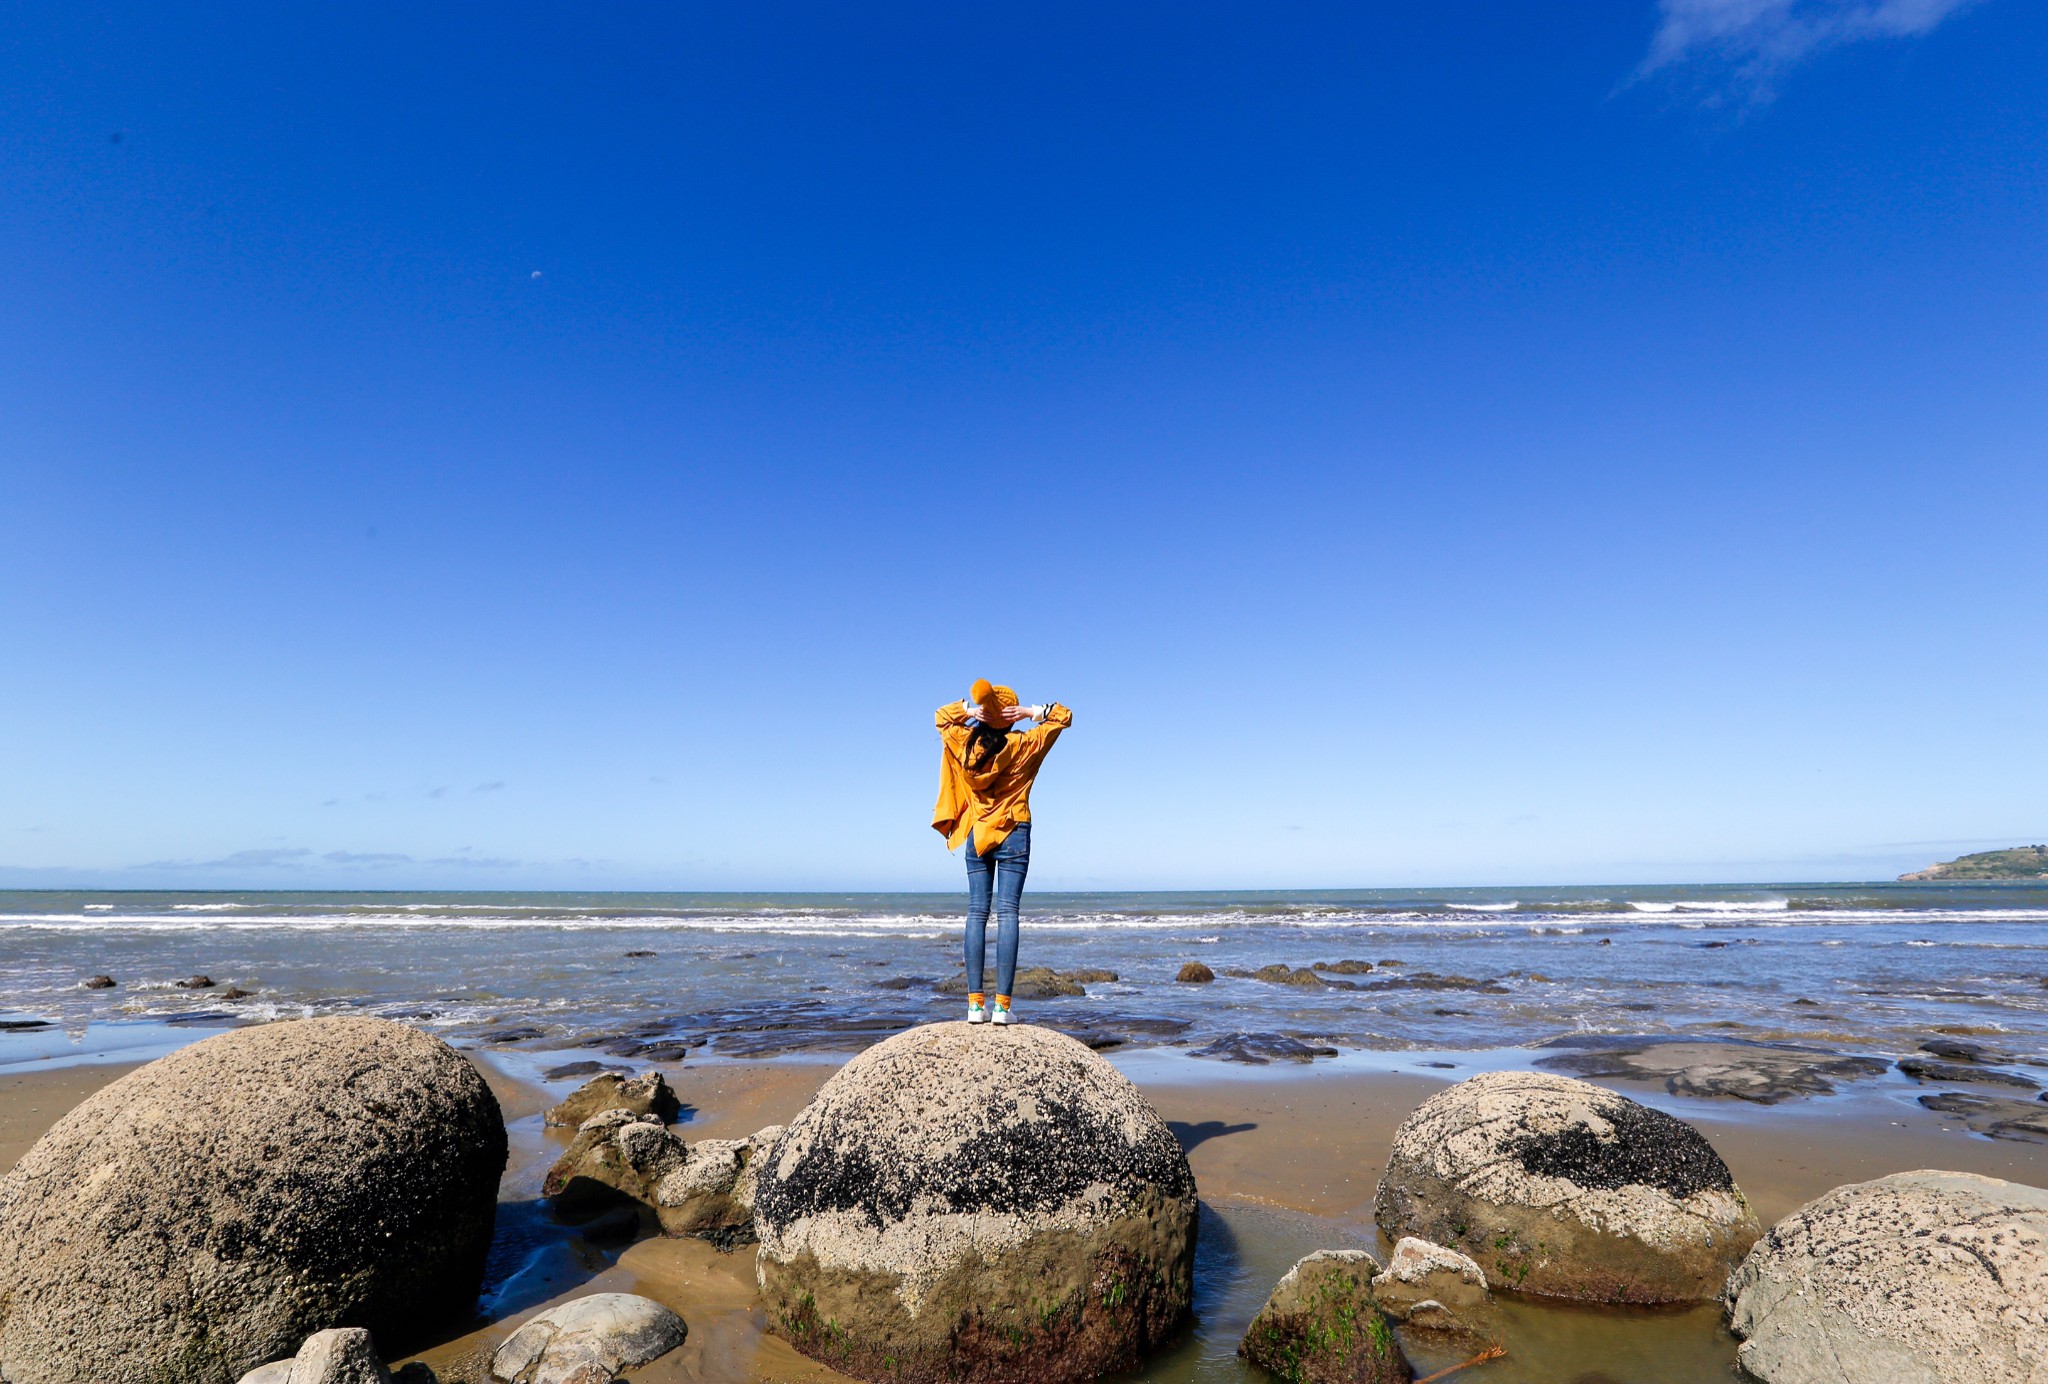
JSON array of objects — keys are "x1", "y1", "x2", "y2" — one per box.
[
  {"x1": 752, "y1": 1022, "x2": 1197, "y2": 1384},
  {"x1": 1238, "y1": 1251, "x2": 1410, "y2": 1384}
]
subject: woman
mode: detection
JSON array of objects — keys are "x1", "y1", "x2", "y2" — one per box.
[{"x1": 932, "y1": 679, "x2": 1073, "y2": 1025}]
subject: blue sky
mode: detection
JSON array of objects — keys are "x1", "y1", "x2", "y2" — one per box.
[{"x1": 3, "y1": 1, "x2": 2043, "y2": 890}]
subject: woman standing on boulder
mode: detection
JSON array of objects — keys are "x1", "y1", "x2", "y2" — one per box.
[{"x1": 933, "y1": 681, "x2": 1073, "y2": 1026}]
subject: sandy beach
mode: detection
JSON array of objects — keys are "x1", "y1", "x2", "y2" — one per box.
[{"x1": 7, "y1": 1040, "x2": 2041, "y2": 1383}]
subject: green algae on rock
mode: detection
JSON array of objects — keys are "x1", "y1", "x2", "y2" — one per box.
[
  {"x1": 752, "y1": 1022, "x2": 1197, "y2": 1384},
  {"x1": 1238, "y1": 1250, "x2": 1411, "y2": 1384}
]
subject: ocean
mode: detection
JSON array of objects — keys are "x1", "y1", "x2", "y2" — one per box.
[{"x1": 5, "y1": 883, "x2": 2046, "y2": 1064}]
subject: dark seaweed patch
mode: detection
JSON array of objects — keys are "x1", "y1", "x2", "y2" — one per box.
[
  {"x1": 1504, "y1": 1097, "x2": 1733, "y2": 1199},
  {"x1": 756, "y1": 1085, "x2": 1194, "y2": 1233}
]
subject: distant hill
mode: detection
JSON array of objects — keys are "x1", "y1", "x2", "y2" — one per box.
[{"x1": 1900, "y1": 845, "x2": 2048, "y2": 882}]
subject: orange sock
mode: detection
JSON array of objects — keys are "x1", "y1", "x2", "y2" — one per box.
[
  {"x1": 995, "y1": 994, "x2": 1011, "y2": 1011},
  {"x1": 969, "y1": 992, "x2": 985, "y2": 1007}
]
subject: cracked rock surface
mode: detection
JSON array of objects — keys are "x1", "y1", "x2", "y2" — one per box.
[
  {"x1": 1723, "y1": 1170, "x2": 2048, "y2": 1384},
  {"x1": 1373, "y1": 1070, "x2": 1759, "y2": 1304},
  {"x1": 752, "y1": 1021, "x2": 1196, "y2": 1384}
]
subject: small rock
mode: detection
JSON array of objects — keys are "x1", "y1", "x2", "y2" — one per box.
[
  {"x1": 1314, "y1": 959, "x2": 1376, "y2": 974},
  {"x1": 1061, "y1": 967, "x2": 1119, "y2": 983},
  {"x1": 1596, "y1": 938, "x2": 1613, "y2": 946},
  {"x1": 1917, "y1": 1092, "x2": 2048, "y2": 1142},
  {"x1": 83, "y1": 975, "x2": 117, "y2": 989},
  {"x1": 872, "y1": 975, "x2": 932, "y2": 990},
  {"x1": 237, "y1": 1363, "x2": 293, "y2": 1384},
  {"x1": 1176, "y1": 962, "x2": 1215, "y2": 984},
  {"x1": 177, "y1": 975, "x2": 216, "y2": 989},
  {"x1": 1724, "y1": 1171, "x2": 2048, "y2": 1382},
  {"x1": 1918, "y1": 1037, "x2": 2019, "y2": 1063},
  {"x1": 542, "y1": 1060, "x2": 628, "y2": 1082},
  {"x1": 282, "y1": 1327, "x2": 392, "y2": 1383},
  {"x1": 1535, "y1": 1035, "x2": 1891, "y2": 1104},
  {"x1": 1238, "y1": 1250, "x2": 1409, "y2": 1384},
  {"x1": 935, "y1": 966, "x2": 1089, "y2": 998},
  {"x1": 623, "y1": 950, "x2": 656, "y2": 958},
  {"x1": 545, "y1": 1071, "x2": 681, "y2": 1128},
  {"x1": 222, "y1": 987, "x2": 253, "y2": 1000},
  {"x1": 490, "y1": 1293, "x2": 686, "y2": 1384},
  {"x1": 479, "y1": 1026, "x2": 546, "y2": 1044},
  {"x1": 1371, "y1": 1238, "x2": 1490, "y2": 1329},
  {"x1": 0, "y1": 1018, "x2": 53, "y2": 1031},
  {"x1": 1896, "y1": 1057, "x2": 2039, "y2": 1089},
  {"x1": 1190, "y1": 1032, "x2": 1339, "y2": 1064},
  {"x1": 1377, "y1": 958, "x2": 1405, "y2": 966},
  {"x1": 543, "y1": 1111, "x2": 781, "y2": 1244},
  {"x1": 609, "y1": 1039, "x2": 690, "y2": 1062},
  {"x1": 1228, "y1": 963, "x2": 1334, "y2": 988}
]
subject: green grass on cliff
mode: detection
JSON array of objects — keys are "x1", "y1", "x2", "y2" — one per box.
[{"x1": 1901, "y1": 845, "x2": 2048, "y2": 881}]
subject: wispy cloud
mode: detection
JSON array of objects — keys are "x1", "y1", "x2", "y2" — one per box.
[
  {"x1": 1636, "y1": 0, "x2": 1981, "y2": 103},
  {"x1": 323, "y1": 850, "x2": 414, "y2": 866},
  {"x1": 473, "y1": 781, "x2": 506, "y2": 794},
  {"x1": 137, "y1": 847, "x2": 316, "y2": 870}
]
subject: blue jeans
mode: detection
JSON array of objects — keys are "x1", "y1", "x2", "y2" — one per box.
[{"x1": 964, "y1": 822, "x2": 1029, "y2": 999}]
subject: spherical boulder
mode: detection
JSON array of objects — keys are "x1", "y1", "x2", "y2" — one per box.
[
  {"x1": 1723, "y1": 1170, "x2": 2048, "y2": 1384},
  {"x1": 752, "y1": 1021, "x2": 1197, "y2": 1384},
  {"x1": 0, "y1": 1017, "x2": 506, "y2": 1384},
  {"x1": 1373, "y1": 1070, "x2": 1758, "y2": 1304}
]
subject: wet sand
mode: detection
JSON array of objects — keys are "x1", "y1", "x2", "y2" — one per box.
[{"x1": 3, "y1": 1051, "x2": 2044, "y2": 1382}]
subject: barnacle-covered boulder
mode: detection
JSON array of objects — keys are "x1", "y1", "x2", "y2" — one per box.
[
  {"x1": 752, "y1": 1022, "x2": 1197, "y2": 1384},
  {"x1": 1723, "y1": 1170, "x2": 2048, "y2": 1383},
  {"x1": 1373, "y1": 1071, "x2": 1758, "y2": 1304},
  {"x1": 0, "y1": 1017, "x2": 504, "y2": 1384}
]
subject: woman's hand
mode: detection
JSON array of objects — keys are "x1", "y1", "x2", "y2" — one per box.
[{"x1": 1002, "y1": 705, "x2": 1041, "y2": 724}]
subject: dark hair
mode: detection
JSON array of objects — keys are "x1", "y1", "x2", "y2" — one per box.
[{"x1": 965, "y1": 720, "x2": 1009, "y2": 771}]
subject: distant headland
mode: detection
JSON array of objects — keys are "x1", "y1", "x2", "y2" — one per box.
[{"x1": 1899, "y1": 845, "x2": 2048, "y2": 882}]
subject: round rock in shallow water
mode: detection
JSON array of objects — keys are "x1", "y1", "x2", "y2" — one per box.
[
  {"x1": 1238, "y1": 1250, "x2": 1409, "y2": 1384},
  {"x1": 0, "y1": 1016, "x2": 505, "y2": 1384},
  {"x1": 1373, "y1": 1070, "x2": 1759, "y2": 1304},
  {"x1": 752, "y1": 1021, "x2": 1197, "y2": 1384},
  {"x1": 1724, "y1": 1170, "x2": 2048, "y2": 1384}
]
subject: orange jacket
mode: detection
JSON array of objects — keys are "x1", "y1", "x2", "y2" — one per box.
[{"x1": 931, "y1": 700, "x2": 1073, "y2": 854}]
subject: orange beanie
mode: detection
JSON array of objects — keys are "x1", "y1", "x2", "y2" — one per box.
[{"x1": 970, "y1": 679, "x2": 1018, "y2": 720}]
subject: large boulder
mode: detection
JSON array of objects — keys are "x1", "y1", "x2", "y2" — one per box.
[
  {"x1": 1237, "y1": 1251, "x2": 1409, "y2": 1384},
  {"x1": 489, "y1": 1293, "x2": 687, "y2": 1384},
  {"x1": 0, "y1": 1017, "x2": 506, "y2": 1384},
  {"x1": 1372, "y1": 1070, "x2": 1758, "y2": 1304},
  {"x1": 752, "y1": 1022, "x2": 1197, "y2": 1384},
  {"x1": 1723, "y1": 1170, "x2": 2048, "y2": 1383}
]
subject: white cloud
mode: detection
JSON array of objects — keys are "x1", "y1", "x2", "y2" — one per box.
[{"x1": 1637, "y1": 0, "x2": 1981, "y2": 101}]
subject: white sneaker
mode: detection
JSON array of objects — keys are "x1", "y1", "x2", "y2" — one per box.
[
  {"x1": 966, "y1": 1001, "x2": 987, "y2": 1024},
  {"x1": 990, "y1": 1006, "x2": 1014, "y2": 1026}
]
